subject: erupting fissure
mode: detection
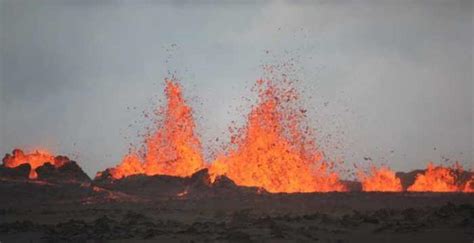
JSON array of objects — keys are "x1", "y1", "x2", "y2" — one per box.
[
  {"x1": 104, "y1": 75, "x2": 346, "y2": 193},
  {"x1": 94, "y1": 75, "x2": 473, "y2": 194},
  {"x1": 2, "y1": 149, "x2": 70, "y2": 179}
]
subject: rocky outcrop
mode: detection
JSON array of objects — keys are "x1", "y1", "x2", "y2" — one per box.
[
  {"x1": 93, "y1": 172, "x2": 188, "y2": 198},
  {"x1": 36, "y1": 161, "x2": 91, "y2": 183},
  {"x1": 92, "y1": 168, "x2": 264, "y2": 199},
  {"x1": 0, "y1": 164, "x2": 31, "y2": 180}
]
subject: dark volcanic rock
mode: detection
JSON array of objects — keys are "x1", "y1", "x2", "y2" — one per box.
[
  {"x1": 36, "y1": 161, "x2": 91, "y2": 183},
  {"x1": 93, "y1": 168, "x2": 264, "y2": 199},
  {"x1": 396, "y1": 170, "x2": 424, "y2": 190},
  {"x1": 93, "y1": 173, "x2": 188, "y2": 198},
  {"x1": 0, "y1": 220, "x2": 40, "y2": 233},
  {"x1": 189, "y1": 168, "x2": 212, "y2": 186},
  {"x1": 0, "y1": 164, "x2": 31, "y2": 180},
  {"x1": 93, "y1": 168, "x2": 115, "y2": 183},
  {"x1": 3, "y1": 202, "x2": 473, "y2": 242},
  {"x1": 342, "y1": 180, "x2": 362, "y2": 192},
  {"x1": 0, "y1": 179, "x2": 96, "y2": 206},
  {"x1": 187, "y1": 171, "x2": 266, "y2": 198}
]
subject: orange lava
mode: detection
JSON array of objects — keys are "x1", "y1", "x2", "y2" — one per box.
[
  {"x1": 463, "y1": 176, "x2": 474, "y2": 192},
  {"x1": 106, "y1": 78, "x2": 205, "y2": 179},
  {"x1": 407, "y1": 163, "x2": 466, "y2": 192},
  {"x1": 99, "y1": 75, "x2": 473, "y2": 194},
  {"x1": 358, "y1": 166, "x2": 402, "y2": 192},
  {"x1": 2, "y1": 149, "x2": 69, "y2": 179},
  {"x1": 107, "y1": 153, "x2": 144, "y2": 179},
  {"x1": 209, "y1": 79, "x2": 346, "y2": 193}
]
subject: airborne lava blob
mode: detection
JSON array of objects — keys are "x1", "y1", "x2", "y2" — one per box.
[
  {"x1": 209, "y1": 78, "x2": 346, "y2": 193},
  {"x1": 2, "y1": 149, "x2": 70, "y2": 179},
  {"x1": 105, "y1": 79, "x2": 205, "y2": 179},
  {"x1": 358, "y1": 166, "x2": 402, "y2": 192}
]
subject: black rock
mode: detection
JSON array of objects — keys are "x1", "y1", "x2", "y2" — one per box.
[
  {"x1": 396, "y1": 170, "x2": 425, "y2": 190},
  {"x1": 94, "y1": 168, "x2": 115, "y2": 183},
  {"x1": 0, "y1": 164, "x2": 31, "y2": 180},
  {"x1": 188, "y1": 168, "x2": 212, "y2": 190},
  {"x1": 36, "y1": 161, "x2": 91, "y2": 183}
]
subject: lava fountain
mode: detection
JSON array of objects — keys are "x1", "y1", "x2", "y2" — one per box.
[
  {"x1": 98, "y1": 74, "x2": 472, "y2": 194},
  {"x1": 209, "y1": 78, "x2": 346, "y2": 193},
  {"x1": 407, "y1": 163, "x2": 471, "y2": 192},
  {"x1": 104, "y1": 78, "x2": 205, "y2": 179},
  {"x1": 2, "y1": 149, "x2": 70, "y2": 179},
  {"x1": 358, "y1": 166, "x2": 402, "y2": 192}
]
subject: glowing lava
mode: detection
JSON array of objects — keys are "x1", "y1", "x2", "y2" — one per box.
[
  {"x1": 407, "y1": 163, "x2": 467, "y2": 192},
  {"x1": 463, "y1": 176, "x2": 474, "y2": 192},
  {"x1": 209, "y1": 79, "x2": 346, "y2": 193},
  {"x1": 358, "y1": 166, "x2": 402, "y2": 192},
  {"x1": 106, "y1": 153, "x2": 144, "y2": 179},
  {"x1": 100, "y1": 75, "x2": 472, "y2": 194},
  {"x1": 2, "y1": 149, "x2": 69, "y2": 179},
  {"x1": 106, "y1": 78, "x2": 205, "y2": 179}
]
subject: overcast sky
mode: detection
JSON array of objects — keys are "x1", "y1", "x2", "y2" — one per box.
[{"x1": 0, "y1": 0, "x2": 472, "y2": 177}]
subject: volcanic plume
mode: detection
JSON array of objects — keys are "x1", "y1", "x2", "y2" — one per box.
[
  {"x1": 358, "y1": 166, "x2": 402, "y2": 192},
  {"x1": 209, "y1": 78, "x2": 346, "y2": 193},
  {"x1": 2, "y1": 149, "x2": 70, "y2": 179},
  {"x1": 102, "y1": 78, "x2": 205, "y2": 179}
]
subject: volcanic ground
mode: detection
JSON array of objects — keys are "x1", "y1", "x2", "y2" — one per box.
[{"x1": 0, "y1": 156, "x2": 473, "y2": 243}]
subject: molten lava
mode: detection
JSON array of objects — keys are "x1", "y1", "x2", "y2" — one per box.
[
  {"x1": 407, "y1": 163, "x2": 466, "y2": 192},
  {"x1": 107, "y1": 78, "x2": 205, "y2": 179},
  {"x1": 209, "y1": 79, "x2": 346, "y2": 193},
  {"x1": 2, "y1": 149, "x2": 69, "y2": 179},
  {"x1": 358, "y1": 166, "x2": 402, "y2": 192},
  {"x1": 463, "y1": 176, "x2": 474, "y2": 192},
  {"x1": 100, "y1": 75, "x2": 473, "y2": 194},
  {"x1": 107, "y1": 153, "x2": 144, "y2": 179}
]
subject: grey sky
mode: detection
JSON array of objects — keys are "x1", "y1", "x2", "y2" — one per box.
[{"x1": 0, "y1": 0, "x2": 472, "y2": 177}]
